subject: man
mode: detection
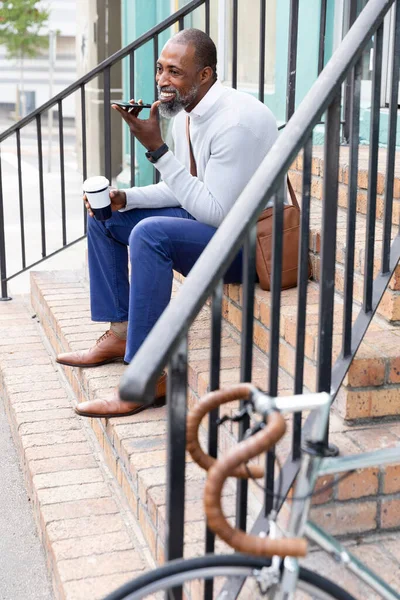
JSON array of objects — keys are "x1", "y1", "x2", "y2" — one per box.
[{"x1": 56, "y1": 28, "x2": 278, "y2": 418}]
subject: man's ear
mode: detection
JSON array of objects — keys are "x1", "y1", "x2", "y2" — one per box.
[{"x1": 200, "y1": 66, "x2": 214, "y2": 84}]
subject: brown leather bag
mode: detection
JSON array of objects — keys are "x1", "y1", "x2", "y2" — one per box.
[
  {"x1": 185, "y1": 117, "x2": 310, "y2": 291},
  {"x1": 256, "y1": 179, "x2": 309, "y2": 291}
]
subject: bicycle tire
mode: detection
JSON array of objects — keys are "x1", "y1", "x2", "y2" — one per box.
[{"x1": 103, "y1": 553, "x2": 357, "y2": 599}]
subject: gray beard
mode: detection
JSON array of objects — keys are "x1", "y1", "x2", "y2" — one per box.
[{"x1": 158, "y1": 84, "x2": 199, "y2": 118}]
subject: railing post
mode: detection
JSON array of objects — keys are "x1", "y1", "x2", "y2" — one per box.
[
  {"x1": 165, "y1": 336, "x2": 188, "y2": 597},
  {"x1": 342, "y1": 0, "x2": 358, "y2": 142},
  {"x1": 286, "y1": 0, "x2": 299, "y2": 120},
  {"x1": 0, "y1": 150, "x2": 11, "y2": 301}
]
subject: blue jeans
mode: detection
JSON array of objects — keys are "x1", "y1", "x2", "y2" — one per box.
[{"x1": 87, "y1": 207, "x2": 243, "y2": 363}]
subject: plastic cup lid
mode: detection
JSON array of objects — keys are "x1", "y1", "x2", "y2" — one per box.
[{"x1": 83, "y1": 176, "x2": 109, "y2": 192}]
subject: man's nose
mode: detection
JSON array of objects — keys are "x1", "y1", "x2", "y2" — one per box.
[{"x1": 157, "y1": 71, "x2": 170, "y2": 87}]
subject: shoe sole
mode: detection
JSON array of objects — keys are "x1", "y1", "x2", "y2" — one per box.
[
  {"x1": 56, "y1": 357, "x2": 125, "y2": 368},
  {"x1": 74, "y1": 396, "x2": 166, "y2": 418}
]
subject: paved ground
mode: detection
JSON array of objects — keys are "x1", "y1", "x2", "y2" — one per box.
[{"x1": 0, "y1": 396, "x2": 53, "y2": 600}]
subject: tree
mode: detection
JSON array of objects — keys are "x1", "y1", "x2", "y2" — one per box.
[{"x1": 0, "y1": 0, "x2": 50, "y2": 118}]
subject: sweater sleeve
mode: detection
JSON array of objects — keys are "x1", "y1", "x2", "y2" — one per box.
[
  {"x1": 154, "y1": 125, "x2": 275, "y2": 227},
  {"x1": 120, "y1": 180, "x2": 180, "y2": 212}
]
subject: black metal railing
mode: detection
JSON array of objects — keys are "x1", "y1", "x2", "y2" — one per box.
[
  {"x1": 0, "y1": 0, "x2": 332, "y2": 300},
  {"x1": 0, "y1": 0, "x2": 210, "y2": 299},
  {"x1": 119, "y1": 0, "x2": 400, "y2": 595}
]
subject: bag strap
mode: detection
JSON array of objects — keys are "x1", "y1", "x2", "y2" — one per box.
[
  {"x1": 287, "y1": 176, "x2": 300, "y2": 210},
  {"x1": 187, "y1": 114, "x2": 300, "y2": 210},
  {"x1": 186, "y1": 116, "x2": 197, "y2": 177}
]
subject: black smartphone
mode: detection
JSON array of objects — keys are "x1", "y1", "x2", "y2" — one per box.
[{"x1": 111, "y1": 101, "x2": 153, "y2": 110}]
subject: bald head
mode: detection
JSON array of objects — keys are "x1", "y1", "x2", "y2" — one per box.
[{"x1": 169, "y1": 28, "x2": 217, "y2": 81}]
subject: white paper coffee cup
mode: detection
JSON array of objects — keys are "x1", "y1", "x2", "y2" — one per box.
[{"x1": 83, "y1": 176, "x2": 111, "y2": 221}]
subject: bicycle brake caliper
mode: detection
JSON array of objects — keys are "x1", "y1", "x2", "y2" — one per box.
[{"x1": 254, "y1": 562, "x2": 280, "y2": 595}]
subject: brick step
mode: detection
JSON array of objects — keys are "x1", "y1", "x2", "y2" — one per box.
[
  {"x1": 31, "y1": 270, "x2": 400, "y2": 543},
  {"x1": 217, "y1": 273, "x2": 400, "y2": 421},
  {"x1": 0, "y1": 296, "x2": 153, "y2": 600},
  {"x1": 309, "y1": 201, "x2": 400, "y2": 323},
  {"x1": 290, "y1": 146, "x2": 400, "y2": 323},
  {"x1": 290, "y1": 145, "x2": 400, "y2": 228}
]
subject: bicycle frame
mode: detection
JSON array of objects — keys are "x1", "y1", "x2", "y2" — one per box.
[{"x1": 251, "y1": 390, "x2": 400, "y2": 600}]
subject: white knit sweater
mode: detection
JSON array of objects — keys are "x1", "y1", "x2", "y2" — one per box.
[{"x1": 122, "y1": 80, "x2": 278, "y2": 228}]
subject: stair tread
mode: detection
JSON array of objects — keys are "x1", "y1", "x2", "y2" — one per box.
[
  {"x1": 0, "y1": 295, "x2": 151, "y2": 600},
  {"x1": 30, "y1": 270, "x2": 400, "y2": 549}
]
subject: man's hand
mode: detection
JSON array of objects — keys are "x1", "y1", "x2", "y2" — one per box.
[
  {"x1": 111, "y1": 99, "x2": 164, "y2": 152},
  {"x1": 84, "y1": 189, "x2": 126, "y2": 218}
]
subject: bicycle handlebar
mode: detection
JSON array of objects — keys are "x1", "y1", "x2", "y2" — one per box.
[
  {"x1": 187, "y1": 383, "x2": 264, "y2": 478},
  {"x1": 187, "y1": 384, "x2": 307, "y2": 558}
]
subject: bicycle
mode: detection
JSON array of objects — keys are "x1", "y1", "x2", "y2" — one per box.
[{"x1": 104, "y1": 383, "x2": 400, "y2": 599}]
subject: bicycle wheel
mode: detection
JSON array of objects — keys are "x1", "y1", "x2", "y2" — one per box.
[{"x1": 103, "y1": 554, "x2": 357, "y2": 600}]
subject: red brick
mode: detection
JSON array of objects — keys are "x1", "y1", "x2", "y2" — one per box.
[
  {"x1": 19, "y1": 418, "x2": 80, "y2": 436},
  {"x1": 383, "y1": 465, "x2": 400, "y2": 494},
  {"x1": 37, "y1": 482, "x2": 110, "y2": 505},
  {"x1": 311, "y1": 501, "x2": 377, "y2": 535},
  {"x1": 381, "y1": 498, "x2": 400, "y2": 529},
  {"x1": 63, "y1": 572, "x2": 136, "y2": 600},
  {"x1": 52, "y1": 530, "x2": 133, "y2": 561},
  {"x1": 21, "y1": 429, "x2": 87, "y2": 449},
  {"x1": 47, "y1": 514, "x2": 125, "y2": 542},
  {"x1": 347, "y1": 358, "x2": 385, "y2": 387},
  {"x1": 34, "y1": 467, "x2": 103, "y2": 490},
  {"x1": 41, "y1": 497, "x2": 119, "y2": 524},
  {"x1": 57, "y1": 549, "x2": 144, "y2": 583},
  {"x1": 336, "y1": 468, "x2": 379, "y2": 500},
  {"x1": 25, "y1": 441, "x2": 92, "y2": 461},
  {"x1": 29, "y1": 454, "x2": 97, "y2": 475}
]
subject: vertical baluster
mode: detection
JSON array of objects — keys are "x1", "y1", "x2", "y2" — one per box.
[
  {"x1": 235, "y1": 227, "x2": 257, "y2": 533},
  {"x1": 293, "y1": 137, "x2": 312, "y2": 460},
  {"x1": 232, "y1": 0, "x2": 238, "y2": 89},
  {"x1": 103, "y1": 66, "x2": 112, "y2": 182},
  {"x1": 318, "y1": 0, "x2": 327, "y2": 74},
  {"x1": 81, "y1": 85, "x2": 88, "y2": 235},
  {"x1": 363, "y1": 23, "x2": 383, "y2": 313},
  {"x1": 205, "y1": 0, "x2": 210, "y2": 35},
  {"x1": 165, "y1": 336, "x2": 187, "y2": 600},
  {"x1": 16, "y1": 129, "x2": 26, "y2": 269},
  {"x1": 58, "y1": 100, "x2": 67, "y2": 246},
  {"x1": 129, "y1": 50, "x2": 136, "y2": 188},
  {"x1": 36, "y1": 114, "x2": 46, "y2": 258},
  {"x1": 342, "y1": 59, "x2": 361, "y2": 358},
  {"x1": 204, "y1": 280, "x2": 222, "y2": 600},
  {"x1": 342, "y1": 1, "x2": 358, "y2": 142},
  {"x1": 0, "y1": 148, "x2": 11, "y2": 300},
  {"x1": 179, "y1": 16, "x2": 184, "y2": 30},
  {"x1": 382, "y1": 3, "x2": 400, "y2": 272},
  {"x1": 154, "y1": 36, "x2": 160, "y2": 184},
  {"x1": 316, "y1": 93, "x2": 341, "y2": 403},
  {"x1": 286, "y1": 0, "x2": 299, "y2": 120},
  {"x1": 258, "y1": 0, "x2": 266, "y2": 103},
  {"x1": 265, "y1": 180, "x2": 285, "y2": 516}
]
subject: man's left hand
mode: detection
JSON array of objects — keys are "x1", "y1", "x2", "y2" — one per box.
[{"x1": 112, "y1": 99, "x2": 164, "y2": 152}]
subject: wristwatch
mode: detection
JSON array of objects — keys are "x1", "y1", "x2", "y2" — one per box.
[{"x1": 145, "y1": 143, "x2": 169, "y2": 163}]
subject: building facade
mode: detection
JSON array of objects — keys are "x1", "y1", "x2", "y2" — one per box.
[{"x1": 0, "y1": 0, "x2": 77, "y2": 118}]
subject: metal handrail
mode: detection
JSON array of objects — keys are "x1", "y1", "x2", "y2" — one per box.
[
  {"x1": 120, "y1": 0, "x2": 395, "y2": 403},
  {"x1": 0, "y1": 0, "x2": 206, "y2": 143}
]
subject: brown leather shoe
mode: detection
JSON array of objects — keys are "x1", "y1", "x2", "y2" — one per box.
[
  {"x1": 75, "y1": 371, "x2": 167, "y2": 418},
  {"x1": 56, "y1": 330, "x2": 126, "y2": 367}
]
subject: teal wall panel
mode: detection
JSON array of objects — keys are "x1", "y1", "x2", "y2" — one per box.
[{"x1": 120, "y1": 0, "x2": 173, "y2": 187}]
